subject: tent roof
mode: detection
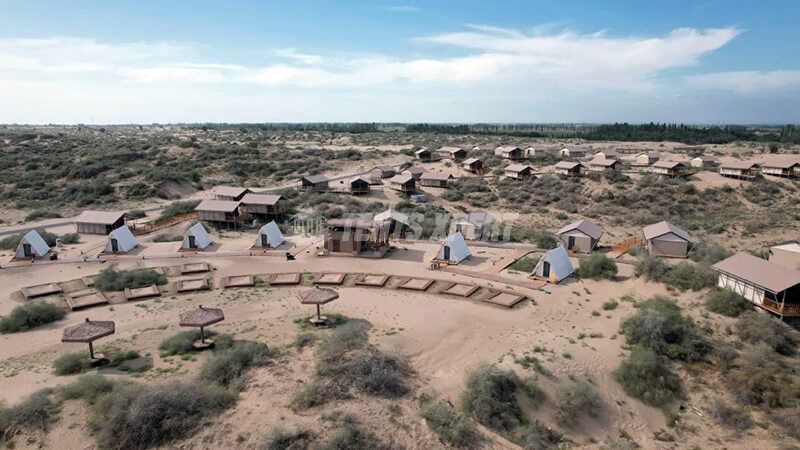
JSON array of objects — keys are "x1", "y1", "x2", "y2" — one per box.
[
  {"x1": 195, "y1": 199, "x2": 240, "y2": 212},
  {"x1": 62, "y1": 318, "x2": 115, "y2": 343},
  {"x1": 180, "y1": 306, "x2": 225, "y2": 327},
  {"x1": 556, "y1": 219, "x2": 604, "y2": 240},
  {"x1": 300, "y1": 286, "x2": 339, "y2": 305},
  {"x1": 462, "y1": 157, "x2": 482, "y2": 165},
  {"x1": 534, "y1": 245, "x2": 574, "y2": 282},
  {"x1": 19, "y1": 230, "x2": 50, "y2": 256},
  {"x1": 761, "y1": 155, "x2": 800, "y2": 169},
  {"x1": 258, "y1": 221, "x2": 284, "y2": 245},
  {"x1": 652, "y1": 160, "x2": 686, "y2": 169},
  {"x1": 588, "y1": 158, "x2": 618, "y2": 167},
  {"x1": 440, "y1": 232, "x2": 471, "y2": 262},
  {"x1": 108, "y1": 225, "x2": 138, "y2": 250},
  {"x1": 496, "y1": 146, "x2": 521, "y2": 153},
  {"x1": 186, "y1": 222, "x2": 213, "y2": 247},
  {"x1": 720, "y1": 160, "x2": 759, "y2": 170},
  {"x1": 439, "y1": 146, "x2": 465, "y2": 153},
  {"x1": 414, "y1": 147, "x2": 431, "y2": 155},
  {"x1": 75, "y1": 210, "x2": 125, "y2": 225},
  {"x1": 213, "y1": 186, "x2": 249, "y2": 198},
  {"x1": 374, "y1": 209, "x2": 409, "y2": 226},
  {"x1": 555, "y1": 161, "x2": 581, "y2": 169},
  {"x1": 303, "y1": 174, "x2": 329, "y2": 183},
  {"x1": 241, "y1": 193, "x2": 282, "y2": 206},
  {"x1": 642, "y1": 221, "x2": 691, "y2": 242},
  {"x1": 713, "y1": 253, "x2": 800, "y2": 293},
  {"x1": 505, "y1": 164, "x2": 531, "y2": 173},
  {"x1": 421, "y1": 172, "x2": 453, "y2": 181},
  {"x1": 389, "y1": 173, "x2": 415, "y2": 184}
]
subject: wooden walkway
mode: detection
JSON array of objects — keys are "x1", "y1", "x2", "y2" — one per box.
[{"x1": 607, "y1": 236, "x2": 645, "y2": 259}]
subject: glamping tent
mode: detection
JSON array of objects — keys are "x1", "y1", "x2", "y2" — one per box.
[
  {"x1": 374, "y1": 209, "x2": 409, "y2": 238},
  {"x1": 254, "y1": 221, "x2": 285, "y2": 248},
  {"x1": 104, "y1": 225, "x2": 139, "y2": 254},
  {"x1": 435, "y1": 232, "x2": 471, "y2": 264},
  {"x1": 14, "y1": 230, "x2": 51, "y2": 260},
  {"x1": 531, "y1": 246, "x2": 574, "y2": 284},
  {"x1": 182, "y1": 223, "x2": 213, "y2": 250}
]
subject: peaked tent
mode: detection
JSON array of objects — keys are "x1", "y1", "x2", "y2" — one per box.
[
  {"x1": 255, "y1": 221, "x2": 285, "y2": 248},
  {"x1": 436, "y1": 232, "x2": 471, "y2": 264},
  {"x1": 532, "y1": 245, "x2": 574, "y2": 284},
  {"x1": 104, "y1": 225, "x2": 139, "y2": 253},
  {"x1": 14, "y1": 230, "x2": 51, "y2": 259},
  {"x1": 182, "y1": 223, "x2": 213, "y2": 250}
]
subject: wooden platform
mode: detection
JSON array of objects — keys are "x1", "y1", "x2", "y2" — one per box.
[
  {"x1": 397, "y1": 278, "x2": 434, "y2": 291},
  {"x1": 221, "y1": 275, "x2": 255, "y2": 288},
  {"x1": 82, "y1": 274, "x2": 98, "y2": 287},
  {"x1": 314, "y1": 273, "x2": 346, "y2": 285},
  {"x1": 270, "y1": 273, "x2": 301, "y2": 285},
  {"x1": 21, "y1": 283, "x2": 63, "y2": 299},
  {"x1": 483, "y1": 291, "x2": 526, "y2": 308},
  {"x1": 355, "y1": 274, "x2": 389, "y2": 287},
  {"x1": 181, "y1": 262, "x2": 211, "y2": 274},
  {"x1": 66, "y1": 291, "x2": 109, "y2": 310},
  {"x1": 442, "y1": 283, "x2": 479, "y2": 297},
  {"x1": 176, "y1": 278, "x2": 209, "y2": 292},
  {"x1": 124, "y1": 284, "x2": 161, "y2": 300}
]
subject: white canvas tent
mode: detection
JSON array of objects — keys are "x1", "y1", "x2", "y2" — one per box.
[
  {"x1": 14, "y1": 230, "x2": 50, "y2": 259},
  {"x1": 104, "y1": 225, "x2": 139, "y2": 253},
  {"x1": 254, "y1": 221, "x2": 285, "y2": 248},
  {"x1": 435, "y1": 232, "x2": 471, "y2": 264},
  {"x1": 531, "y1": 245, "x2": 574, "y2": 284},
  {"x1": 182, "y1": 223, "x2": 213, "y2": 250}
]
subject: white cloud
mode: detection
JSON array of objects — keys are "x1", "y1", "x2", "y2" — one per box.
[
  {"x1": 273, "y1": 48, "x2": 324, "y2": 65},
  {"x1": 685, "y1": 70, "x2": 800, "y2": 94},
  {"x1": 385, "y1": 5, "x2": 419, "y2": 12}
]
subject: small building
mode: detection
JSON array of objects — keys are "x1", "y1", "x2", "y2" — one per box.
[
  {"x1": 633, "y1": 152, "x2": 659, "y2": 166},
  {"x1": 254, "y1": 221, "x2": 284, "y2": 249},
  {"x1": 593, "y1": 149, "x2": 619, "y2": 160},
  {"x1": 761, "y1": 155, "x2": 800, "y2": 178},
  {"x1": 438, "y1": 146, "x2": 467, "y2": 161},
  {"x1": 388, "y1": 173, "x2": 417, "y2": 194},
  {"x1": 556, "y1": 219, "x2": 604, "y2": 254},
  {"x1": 531, "y1": 245, "x2": 574, "y2": 284},
  {"x1": 240, "y1": 193, "x2": 285, "y2": 219},
  {"x1": 212, "y1": 186, "x2": 251, "y2": 202},
  {"x1": 495, "y1": 146, "x2": 524, "y2": 160},
  {"x1": 374, "y1": 209, "x2": 409, "y2": 239},
  {"x1": 770, "y1": 243, "x2": 800, "y2": 270},
  {"x1": 323, "y1": 218, "x2": 390, "y2": 257},
  {"x1": 560, "y1": 147, "x2": 586, "y2": 158},
  {"x1": 402, "y1": 166, "x2": 427, "y2": 180},
  {"x1": 14, "y1": 230, "x2": 50, "y2": 260},
  {"x1": 195, "y1": 200, "x2": 242, "y2": 226},
  {"x1": 434, "y1": 232, "x2": 471, "y2": 264},
  {"x1": 104, "y1": 225, "x2": 139, "y2": 254},
  {"x1": 462, "y1": 158, "x2": 484, "y2": 174},
  {"x1": 419, "y1": 172, "x2": 454, "y2": 188},
  {"x1": 587, "y1": 158, "x2": 619, "y2": 172},
  {"x1": 300, "y1": 175, "x2": 330, "y2": 191},
  {"x1": 712, "y1": 252, "x2": 800, "y2": 317},
  {"x1": 415, "y1": 147, "x2": 435, "y2": 162},
  {"x1": 182, "y1": 223, "x2": 213, "y2": 251},
  {"x1": 371, "y1": 166, "x2": 396, "y2": 179},
  {"x1": 647, "y1": 160, "x2": 687, "y2": 178},
  {"x1": 690, "y1": 155, "x2": 717, "y2": 168},
  {"x1": 642, "y1": 221, "x2": 692, "y2": 258},
  {"x1": 554, "y1": 161, "x2": 583, "y2": 177},
  {"x1": 449, "y1": 211, "x2": 495, "y2": 240},
  {"x1": 524, "y1": 146, "x2": 537, "y2": 158},
  {"x1": 75, "y1": 210, "x2": 126, "y2": 235},
  {"x1": 719, "y1": 161, "x2": 759, "y2": 179},
  {"x1": 349, "y1": 177, "x2": 371, "y2": 195},
  {"x1": 504, "y1": 164, "x2": 534, "y2": 180}
]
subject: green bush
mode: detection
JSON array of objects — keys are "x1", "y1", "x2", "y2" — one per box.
[
  {"x1": 158, "y1": 329, "x2": 218, "y2": 356},
  {"x1": 157, "y1": 200, "x2": 200, "y2": 222},
  {"x1": 602, "y1": 300, "x2": 619, "y2": 311},
  {"x1": 634, "y1": 255, "x2": 669, "y2": 280},
  {"x1": 555, "y1": 381, "x2": 601, "y2": 426},
  {"x1": 690, "y1": 243, "x2": 733, "y2": 265},
  {"x1": 152, "y1": 233, "x2": 183, "y2": 242},
  {"x1": 736, "y1": 311, "x2": 799, "y2": 356},
  {"x1": 53, "y1": 351, "x2": 92, "y2": 375},
  {"x1": 725, "y1": 343, "x2": 799, "y2": 407},
  {"x1": 708, "y1": 398, "x2": 752, "y2": 433},
  {"x1": 705, "y1": 289, "x2": 751, "y2": 317},
  {"x1": 59, "y1": 374, "x2": 117, "y2": 402},
  {"x1": 422, "y1": 401, "x2": 481, "y2": 449},
  {"x1": 59, "y1": 232, "x2": 80, "y2": 244},
  {"x1": 261, "y1": 427, "x2": 315, "y2": 450},
  {"x1": 315, "y1": 422, "x2": 381, "y2": 450},
  {"x1": 0, "y1": 302, "x2": 66, "y2": 333},
  {"x1": 659, "y1": 262, "x2": 716, "y2": 291},
  {"x1": 294, "y1": 332, "x2": 317, "y2": 349},
  {"x1": 509, "y1": 256, "x2": 539, "y2": 273},
  {"x1": 93, "y1": 265, "x2": 167, "y2": 292},
  {"x1": 614, "y1": 347, "x2": 684, "y2": 408},
  {"x1": 127, "y1": 209, "x2": 147, "y2": 219},
  {"x1": 316, "y1": 319, "x2": 371, "y2": 362},
  {"x1": 25, "y1": 210, "x2": 63, "y2": 221},
  {"x1": 520, "y1": 421, "x2": 565, "y2": 450},
  {"x1": 576, "y1": 254, "x2": 618, "y2": 280},
  {"x1": 199, "y1": 340, "x2": 278, "y2": 389},
  {"x1": 0, "y1": 233, "x2": 22, "y2": 250},
  {"x1": 5, "y1": 389, "x2": 58, "y2": 432},
  {"x1": 461, "y1": 365, "x2": 524, "y2": 433}
]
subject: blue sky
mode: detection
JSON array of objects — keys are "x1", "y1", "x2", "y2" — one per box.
[{"x1": 0, "y1": 0, "x2": 798, "y2": 124}]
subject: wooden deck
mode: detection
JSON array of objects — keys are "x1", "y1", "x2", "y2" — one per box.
[{"x1": 762, "y1": 298, "x2": 800, "y2": 317}]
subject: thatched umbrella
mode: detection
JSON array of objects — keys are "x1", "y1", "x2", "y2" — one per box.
[
  {"x1": 179, "y1": 305, "x2": 224, "y2": 348},
  {"x1": 299, "y1": 285, "x2": 338, "y2": 325},
  {"x1": 61, "y1": 318, "x2": 115, "y2": 361}
]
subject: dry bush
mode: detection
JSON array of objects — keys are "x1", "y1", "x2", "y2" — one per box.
[
  {"x1": 736, "y1": 311, "x2": 799, "y2": 356},
  {"x1": 708, "y1": 398, "x2": 753, "y2": 434},
  {"x1": 461, "y1": 365, "x2": 524, "y2": 433},
  {"x1": 705, "y1": 289, "x2": 751, "y2": 317},
  {"x1": 614, "y1": 347, "x2": 684, "y2": 409},
  {"x1": 555, "y1": 380, "x2": 602, "y2": 426},
  {"x1": 422, "y1": 401, "x2": 481, "y2": 449},
  {"x1": 0, "y1": 302, "x2": 66, "y2": 333}
]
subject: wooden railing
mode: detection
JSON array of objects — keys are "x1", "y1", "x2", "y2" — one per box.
[
  {"x1": 612, "y1": 236, "x2": 645, "y2": 255},
  {"x1": 130, "y1": 212, "x2": 198, "y2": 236},
  {"x1": 762, "y1": 298, "x2": 800, "y2": 317}
]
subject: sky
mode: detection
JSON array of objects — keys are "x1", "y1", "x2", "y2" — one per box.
[{"x1": 0, "y1": 0, "x2": 798, "y2": 124}]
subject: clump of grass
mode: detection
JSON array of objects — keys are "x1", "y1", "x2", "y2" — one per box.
[
  {"x1": 422, "y1": 401, "x2": 481, "y2": 449},
  {"x1": 602, "y1": 300, "x2": 618, "y2": 311},
  {"x1": 94, "y1": 265, "x2": 167, "y2": 292},
  {"x1": 152, "y1": 233, "x2": 183, "y2": 242},
  {"x1": 157, "y1": 200, "x2": 200, "y2": 223},
  {"x1": 555, "y1": 380, "x2": 601, "y2": 426},
  {"x1": 294, "y1": 332, "x2": 317, "y2": 350},
  {"x1": 509, "y1": 256, "x2": 539, "y2": 273},
  {"x1": 725, "y1": 343, "x2": 798, "y2": 407},
  {"x1": 736, "y1": 311, "x2": 799, "y2": 356},
  {"x1": 158, "y1": 329, "x2": 218, "y2": 356},
  {"x1": 59, "y1": 374, "x2": 117, "y2": 402},
  {"x1": 635, "y1": 256, "x2": 715, "y2": 291},
  {"x1": 613, "y1": 347, "x2": 684, "y2": 409},
  {"x1": 53, "y1": 351, "x2": 92, "y2": 375},
  {"x1": 0, "y1": 302, "x2": 66, "y2": 333},
  {"x1": 514, "y1": 355, "x2": 550, "y2": 376},
  {"x1": 461, "y1": 365, "x2": 524, "y2": 433},
  {"x1": 294, "y1": 312, "x2": 349, "y2": 330},
  {"x1": 705, "y1": 289, "x2": 751, "y2": 317},
  {"x1": 576, "y1": 254, "x2": 618, "y2": 280},
  {"x1": 315, "y1": 421, "x2": 381, "y2": 450},
  {"x1": 520, "y1": 421, "x2": 565, "y2": 450},
  {"x1": 3, "y1": 389, "x2": 59, "y2": 432},
  {"x1": 708, "y1": 398, "x2": 753, "y2": 434},
  {"x1": 199, "y1": 340, "x2": 278, "y2": 390},
  {"x1": 522, "y1": 378, "x2": 546, "y2": 404},
  {"x1": 316, "y1": 319, "x2": 371, "y2": 362},
  {"x1": 261, "y1": 426, "x2": 315, "y2": 450}
]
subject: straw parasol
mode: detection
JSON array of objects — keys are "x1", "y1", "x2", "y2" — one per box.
[
  {"x1": 61, "y1": 318, "x2": 115, "y2": 361},
  {"x1": 179, "y1": 305, "x2": 224, "y2": 349},
  {"x1": 299, "y1": 285, "x2": 339, "y2": 325}
]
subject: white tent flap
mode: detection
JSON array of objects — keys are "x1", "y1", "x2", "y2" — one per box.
[
  {"x1": 15, "y1": 230, "x2": 51, "y2": 259},
  {"x1": 105, "y1": 225, "x2": 139, "y2": 253},
  {"x1": 255, "y1": 221, "x2": 285, "y2": 248},
  {"x1": 532, "y1": 245, "x2": 574, "y2": 283},
  {"x1": 436, "y1": 232, "x2": 471, "y2": 264},
  {"x1": 182, "y1": 223, "x2": 213, "y2": 250}
]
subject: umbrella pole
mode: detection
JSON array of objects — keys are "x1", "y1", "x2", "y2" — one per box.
[
  {"x1": 200, "y1": 326, "x2": 205, "y2": 343},
  {"x1": 316, "y1": 304, "x2": 321, "y2": 321},
  {"x1": 88, "y1": 341, "x2": 94, "y2": 360}
]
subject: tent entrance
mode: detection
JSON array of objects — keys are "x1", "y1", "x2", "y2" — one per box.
[
  {"x1": 542, "y1": 261, "x2": 551, "y2": 277},
  {"x1": 261, "y1": 233, "x2": 269, "y2": 248},
  {"x1": 443, "y1": 245, "x2": 451, "y2": 261},
  {"x1": 567, "y1": 236, "x2": 575, "y2": 250},
  {"x1": 188, "y1": 235, "x2": 196, "y2": 249},
  {"x1": 110, "y1": 238, "x2": 119, "y2": 252},
  {"x1": 22, "y1": 243, "x2": 32, "y2": 258}
]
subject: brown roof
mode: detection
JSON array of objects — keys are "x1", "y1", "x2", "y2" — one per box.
[
  {"x1": 325, "y1": 218, "x2": 380, "y2": 230},
  {"x1": 303, "y1": 175, "x2": 329, "y2": 184},
  {"x1": 299, "y1": 286, "x2": 339, "y2": 305},
  {"x1": 651, "y1": 160, "x2": 685, "y2": 169},
  {"x1": 556, "y1": 218, "x2": 604, "y2": 240},
  {"x1": 588, "y1": 158, "x2": 618, "y2": 167},
  {"x1": 389, "y1": 174, "x2": 415, "y2": 184},
  {"x1": 761, "y1": 155, "x2": 800, "y2": 169},
  {"x1": 414, "y1": 147, "x2": 431, "y2": 155},
  {"x1": 62, "y1": 318, "x2": 115, "y2": 343},
  {"x1": 720, "y1": 160, "x2": 759, "y2": 170},
  {"x1": 642, "y1": 221, "x2": 691, "y2": 242},
  {"x1": 505, "y1": 164, "x2": 531, "y2": 173},
  {"x1": 403, "y1": 166, "x2": 427, "y2": 174},
  {"x1": 439, "y1": 146, "x2": 465, "y2": 154},
  {"x1": 213, "y1": 186, "x2": 249, "y2": 198},
  {"x1": 462, "y1": 157, "x2": 482, "y2": 165},
  {"x1": 75, "y1": 210, "x2": 125, "y2": 225},
  {"x1": 195, "y1": 199, "x2": 240, "y2": 212},
  {"x1": 179, "y1": 306, "x2": 225, "y2": 327},
  {"x1": 555, "y1": 161, "x2": 581, "y2": 169},
  {"x1": 496, "y1": 146, "x2": 521, "y2": 153},
  {"x1": 712, "y1": 253, "x2": 800, "y2": 293},
  {"x1": 420, "y1": 172, "x2": 453, "y2": 181},
  {"x1": 241, "y1": 193, "x2": 282, "y2": 206}
]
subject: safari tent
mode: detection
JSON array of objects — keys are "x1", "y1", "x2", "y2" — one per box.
[
  {"x1": 254, "y1": 221, "x2": 284, "y2": 248},
  {"x1": 14, "y1": 230, "x2": 50, "y2": 260},
  {"x1": 374, "y1": 209, "x2": 409, "y2": 238},
  {"x1": 182, "y1": 223, "x2": 213, "y2": 250},
  {"x1": 531, "y1": 246, "x2": 574, "y2": 284},
  {"x1": 712, "y1": 253, "x2": 800, "y2": 317},
  {"x1": 642, "y1": 221, "x2": 692, "y2": 258},
  {"x1": 75, "y1": 210, "x2": 125, "y2": 235},
  {"x1": 556, "y1": 219, "x2": 603, "y2": 254},
  {"x1": 435, "y1": 232, "x2": 471, "y2": 264},
  {"x1": 104, "y1": 225, "x2": 139, "y2": 254}
]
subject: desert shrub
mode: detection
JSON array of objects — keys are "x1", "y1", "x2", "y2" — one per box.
[
  {"x1": 93, "y1": 265, "x2": 167, "y2": 292},
  {"x1": 59, "y1": 232, "x2": 80, "y2": 244},
  {"x1": 555, "y1": 381, "x2": 602, "y2": 426},
  {"x1": 53, "y1": 351, "x2": 92, "y2": 375},
  {"x1": 0, "y1": 233, "x2": 23, "y2": 250},
  {"x1": 159, "y1": 329, "x2": 219, "y2": 356},
  {"x1": 658, "y1": 262, "x2": 716, "y2": 291},
  {"x1": 261, "y1": 426, "x2": 314, "y2": 450},
  {"x1": 316, "y1": 422, "x2": 380, "y2": 450},
  {"x1": 316, "y1": 319, "x2": 371, "y2": 362},
  {"x1": 422, "y1": 401, "x2": 481, "y2": 449},
  {"x1": 25, "y1": 210, "x2": 62, "y2": 221},
  {"x1": 461, "y1": 365, "x2": 524, "y2": 432},
  {"x1": 199, "y1": 340, "x2": 278, "y2": 389},
  {"x1": 126, "y1": 209, "x2": 147, "y2": 219},
  {"x1": 619, "y1": 295, "x2": 710, "y2": 362},
  {"x1": 291, "y1": 379, "x2": 337, "y2": 410},
  {"x1": 336, "y1": 349, "x2": 412, "y2": 397},
  {"x1": 157, "y1": 200, "x2": 200, "y2": 222},
  {"x1": 5, "y1": 389, "x2": 58, "y2": 431},
  {"x1": 634, "y1": 255, "x2": 669, "y2": 280},
  {"x1": 294, "y1": 332, "x2": 317, "y2": 349},
  {"x1": 768, "y1": 407, "x2": 800, "y2": 440},
  {"x1": 576, "y1": 254, "x2": 617, "y2": 280},
  {"x1": 520, "y1": 421, "x2": 565, "y2": 450},
  {"x1": 152, "y1": 233, "x2": 183, "y2": 242},
  {"x1": 705, "y1": 289, "x2": 751, "y2": 317},
  {"x1": 736, "y1": 311, "x2": 799, "y2": 356},
  {"x1": 614, "y1": 347, "x2": 684, "y2": 408},
  {"x1": 534, "y1": 233, "x2": 558, "y2": 250},
  {"x1": 708, "y1": 398, "x2": 752, "y2": 433},
  {"x1": 0, "y1": 302, "x2": 66, "y2": 333},
  {"x1": 522, "y1": 378, "x2": 545, "y2": 404},
  {"x1": 602, "y1": 300, "x2": 619, "y2": 311},
  {"x1": 690, "y1": 242, "x2": 733, "y2": 265},
  {"x1": 59, "y1": 374, "x2": 117, "y2": 402},
  {"x1": 91, "y1": 380, "x2": 236, "y2": 450},
  {"x1": 726, "y1": 343, "x2": 800, "y2": 407}
]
